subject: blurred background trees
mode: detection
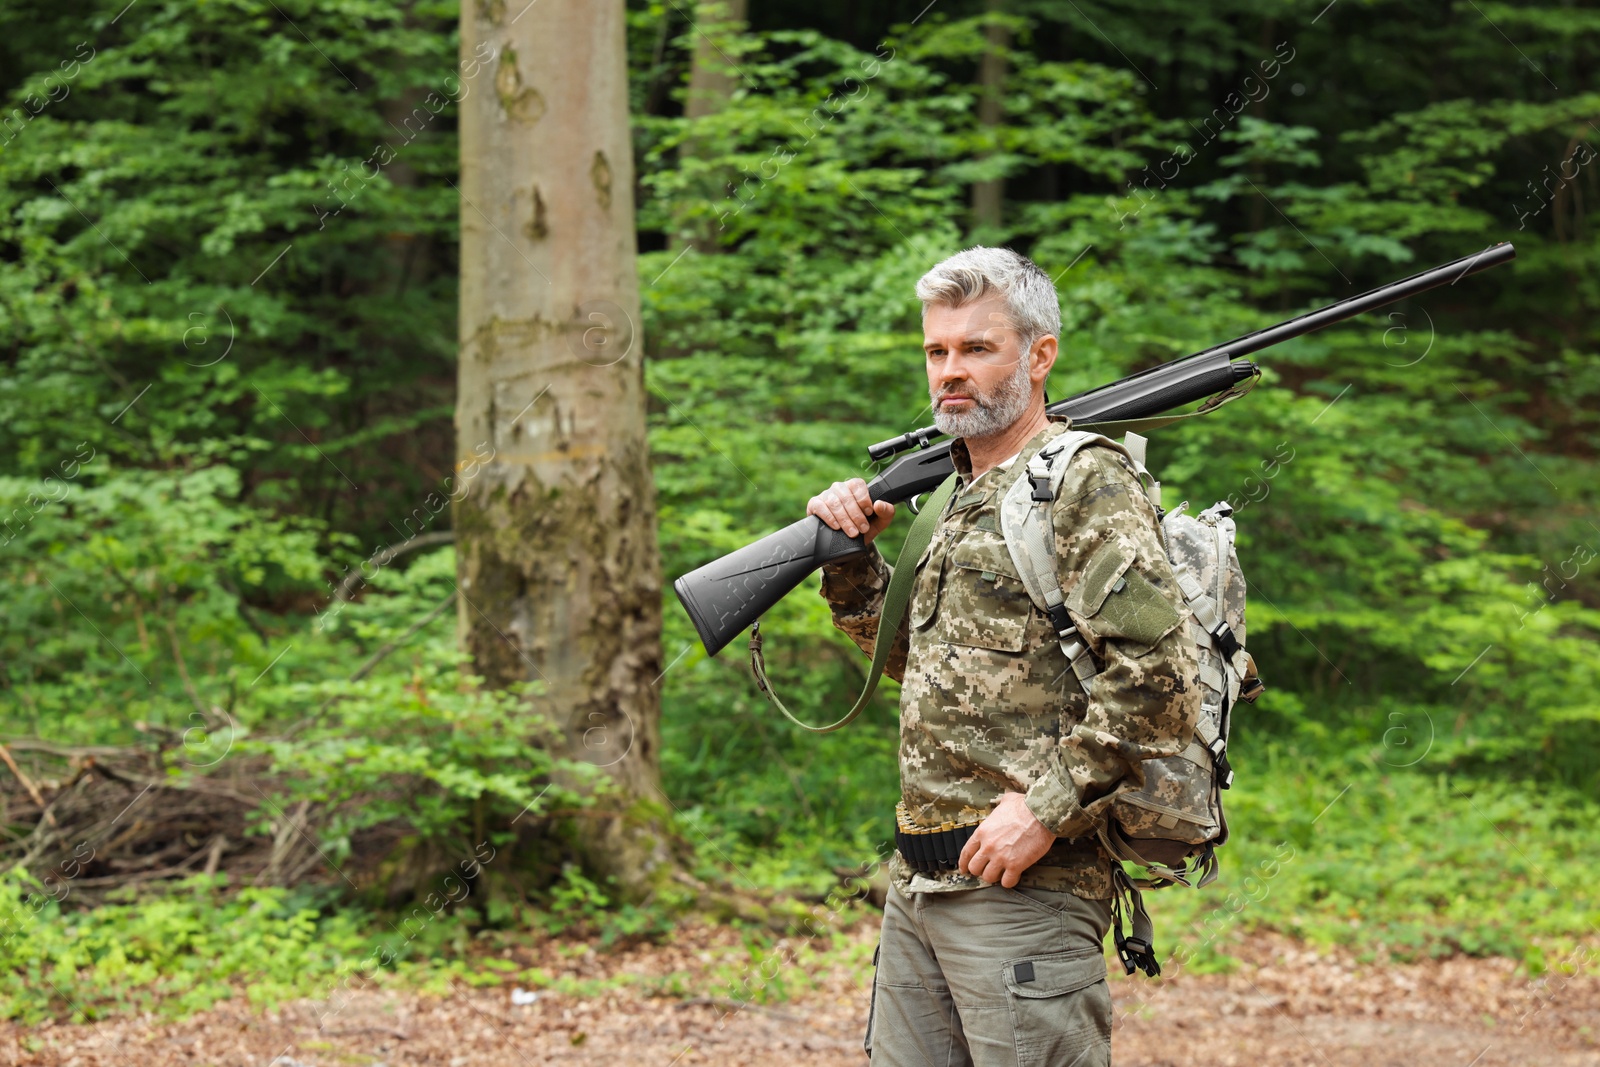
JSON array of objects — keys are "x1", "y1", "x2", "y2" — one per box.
[{"x1": 0, "y1": 0, "x2": 1596, "y2": 964}]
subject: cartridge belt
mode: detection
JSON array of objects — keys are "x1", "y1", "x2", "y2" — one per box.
[{"x1": 894, "y1": 801, "x2": 983, "y2": 875}]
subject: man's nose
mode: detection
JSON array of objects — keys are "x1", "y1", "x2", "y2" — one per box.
[{"x1": 937, "y1": 352, "x2": 973, "y2": 383}]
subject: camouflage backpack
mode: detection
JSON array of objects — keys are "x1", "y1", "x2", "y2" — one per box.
[{"x1": 1000, "y1": 429, "x2": 1264, "y2": 977}]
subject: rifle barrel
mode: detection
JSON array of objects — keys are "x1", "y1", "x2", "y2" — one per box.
[
  {"x1": 1192, "y1": 240, "x2": 1514, "y2": 362},
  {"x1": 676, "y1": 242, "x2": 1517, "y2": 656}
]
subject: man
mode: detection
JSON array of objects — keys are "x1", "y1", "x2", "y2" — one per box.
[{"x1": 807, "y1": 246, "x2": 1200, "y2": 1067}]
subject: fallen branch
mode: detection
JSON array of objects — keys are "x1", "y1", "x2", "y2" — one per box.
[
  {"x1": 0, "y1": 742, "x2": 50, "y2": 817},
  {"x1": 70, "y1": 840, "x2": 218, "y2": 888},
  {"x1": 325, "y1": 1025, "x2": 411, "y2": 1040},
  {"x1": 0, "y1": 739, "x2": 145, "y2": 759}
]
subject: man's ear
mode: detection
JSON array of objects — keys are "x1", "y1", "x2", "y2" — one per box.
[{"x1": 1031, "y1": 334, "x2": 1059, "y2": 386}]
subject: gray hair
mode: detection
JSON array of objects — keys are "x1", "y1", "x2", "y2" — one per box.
[{"x1": 915, "y1": 246, "x2": 1062, "y2": 354}]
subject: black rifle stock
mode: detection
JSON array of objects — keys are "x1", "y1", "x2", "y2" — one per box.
[{"x1": 674, "y1": 242, "x2": 1516, "y2": 656}]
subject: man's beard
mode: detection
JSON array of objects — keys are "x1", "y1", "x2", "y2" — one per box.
[{"x1": 930, "y1": 357, "x2": 1033, "y2": 440}]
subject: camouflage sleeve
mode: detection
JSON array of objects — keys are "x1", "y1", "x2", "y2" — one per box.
[
  {"x1": 1023, "y1": 444, "x2": 1202, "y2": 839},
  {"x1": 818, "y1": 545, "x2": 910, "y2": 685}
]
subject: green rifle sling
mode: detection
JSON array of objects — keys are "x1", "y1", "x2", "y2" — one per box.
[{"x1": 749, "y1": 474, "x2": 960, "y2": 733}]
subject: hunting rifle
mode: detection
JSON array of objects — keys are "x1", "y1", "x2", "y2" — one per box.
[{"x1": 674, "y1": 242, "x2": 1517, "y2": 657}]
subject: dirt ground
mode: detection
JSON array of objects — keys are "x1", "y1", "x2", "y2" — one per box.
[{"x1": 3, "y1": 923, "x2": 1595, "y2": 1066}]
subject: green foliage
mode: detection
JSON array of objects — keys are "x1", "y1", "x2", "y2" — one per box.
[
  {"x1": 640, "y1": 2, "x2": 1600, "y2": 885},
  {"x1": 533, "y1": 865, "x2": 677, "y2": 946},
  {"x1": 0, "y1": 0, "x2": 1598, "y2": 1024},
  {"x1": 1150, "y1": 754, "x2": 1600, "y2": 971},
  {"x1": 239, "y1": 549, "x2": 600, "y2": 854},
  {"x1": 0, "y1": 874, "x2": 378, "y2": 1023},
  {"x1": 0, "y1": 0, "x2": 545, "y2": 869}
]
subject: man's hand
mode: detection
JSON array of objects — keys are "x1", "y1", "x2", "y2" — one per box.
[
  {"x1": 958, "y1": 792, "x2": 1056, "y2": 888},
  {"x1": 807, "y1": 478, "x2": 895, "y2": 546}
]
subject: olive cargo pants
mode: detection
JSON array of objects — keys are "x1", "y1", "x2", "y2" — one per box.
[{"x1": 864, "y1": 882, "x2": 1114, "y2": 1067}]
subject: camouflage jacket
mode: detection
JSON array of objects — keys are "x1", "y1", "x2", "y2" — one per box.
[{"x1": 820, "y1": 415, "x2": 1201, "y2": 899}]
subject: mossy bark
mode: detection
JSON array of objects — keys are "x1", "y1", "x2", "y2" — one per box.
[{"x1": 456, "y1": 0, "x2": 667, "y2": 901}]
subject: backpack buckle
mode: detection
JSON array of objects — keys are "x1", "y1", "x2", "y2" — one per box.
[
  {"x1": 1047, "y1": 604, "x2": 1075, "y2": 636},
  {"x1": 1027, "y1": 453, "x2": 1056, "y2": 502},
  {"x1": 1205, "y1": 733, "x2": 1234, "y2": 787},
  {"x1": 1211, "y1": 623, "x2": 1241, "y2": 659},
  {"x1": 1115, "y1": 933, "x2": 1161, "y2": 978}
]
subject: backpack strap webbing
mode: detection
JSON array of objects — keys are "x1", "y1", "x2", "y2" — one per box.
[
  {"x1": 1011, "y1": 469, "x2": 1100, "y2": 689},
  {"x1": 1109, "y1": 865, "x2": 1161, "y2": 977},
  {"x1": 1002, "y1": 430, "x2": 1139, "y2": 693},
  {"x1": 749, "y1": 474, "x2": 960, "y2": 733}
]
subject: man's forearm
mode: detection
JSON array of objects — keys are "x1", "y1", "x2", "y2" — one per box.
[
  {"x1": 1025, "y1": 621, "x2": 1201, "y2": 837},
  {"x1": 818, "y1": 545, "x2": 910, "y2": 683}
]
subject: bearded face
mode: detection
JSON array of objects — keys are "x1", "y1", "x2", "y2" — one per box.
[
  {"x1": 923, "y1": 294, "x2": 1041, "y2": 442},
  {"x1": 930, "y1": 348, "x2": 1033, "y2": 439}
]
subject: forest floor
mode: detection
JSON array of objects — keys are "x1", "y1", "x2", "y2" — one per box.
[{"x1": 2, "y1": 921, "x2": 1595, "y2": 1067}]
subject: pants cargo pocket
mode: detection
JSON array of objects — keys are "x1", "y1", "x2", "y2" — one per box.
[
  {"x1": 1002, "y1": 949, "x2": 1111, "y2": 1067},
  {"x1": 864, "y1": 940, "x2": 880, "y2": 1056}
]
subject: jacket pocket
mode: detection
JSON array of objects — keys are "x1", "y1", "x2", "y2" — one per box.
[
  {"x1": 937, "y1": 532, "x2": 1035, "y2": 652},
  {"x1": 1066, "y1": 540, "x2": 1185, "y2": 655},
  {"x1": 1003, "y1": 949, "x2": 1111, "y2": 1067}
]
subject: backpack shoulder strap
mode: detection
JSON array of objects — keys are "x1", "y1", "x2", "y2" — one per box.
[
  {"x1": 1120, "y1": 431, "x2": 1163, "y2": 511},
  {"x1": 1000, "y1": 430, "x2": 1132, "y2": 690}
]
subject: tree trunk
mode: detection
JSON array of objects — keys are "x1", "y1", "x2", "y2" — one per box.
[
  {"x1": 379, "y1": 89, "x2": 432, "y2": 299},
  {"x1": 684, "y1": 0, "x2": 748, "y2": 123},
  {"x1": 675, "y1": 0, "x2": 749, "y2": 252},
  {"x1": 971, "y1": 0, "x2": 1009, "y2": 230},
  {"x1": 455, "y1": 0, "x2": 667, "y2": 899}
]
